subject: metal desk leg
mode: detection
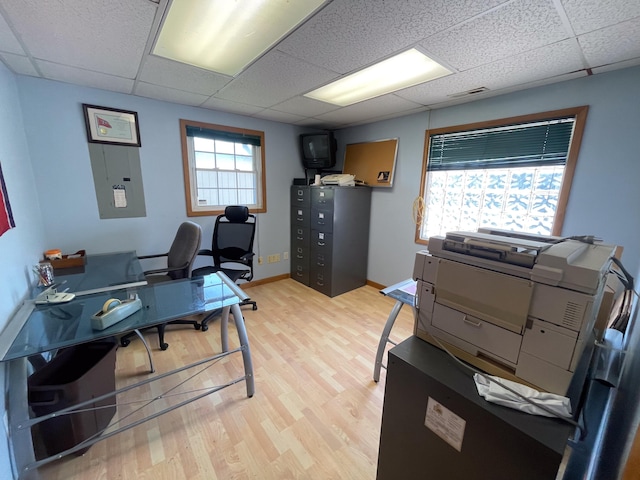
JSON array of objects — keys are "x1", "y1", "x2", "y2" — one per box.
[
  {"x1": 7, "y1": 357, "x2": 40, "y2": 480},
  {"x1": 374, "y1": 300, "x2": 404, "y2": 382},
  {"x1": 133, "y1": 329, "x2": 155, "y2": 373},
  {"x1": 220, "y1": 304, "x2": 254, "y2": 398},
  {"x1": 231, "y1": 303, "x2": 254, "y2": 398}
]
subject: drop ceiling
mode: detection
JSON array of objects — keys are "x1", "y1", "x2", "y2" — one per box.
[{"x1": 0, "y1": 0, "x2": 638, "y2": 130}]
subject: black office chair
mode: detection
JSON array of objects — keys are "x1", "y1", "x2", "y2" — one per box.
[
  {"x1": 193, "y1": 206, "x2": 257, "y2": 331},
  {"x1": 120, "y1": 221, "x2": 202, "y2": 350}
]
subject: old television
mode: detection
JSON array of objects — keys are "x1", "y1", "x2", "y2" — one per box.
[{"x1": 300, "y1": 132, "x2": 336, "y2": 169}]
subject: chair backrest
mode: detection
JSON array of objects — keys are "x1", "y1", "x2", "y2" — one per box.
[
  {"x1": 211, "y1": 206, "x2": 256, "y2": 280},
  {"x1": 167, "y1": 221, "x2": 202, "y2": 280}
]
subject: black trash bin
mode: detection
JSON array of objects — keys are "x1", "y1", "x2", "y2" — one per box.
[{"x1": 28, "y1": 338, "x2": 117, "y2": 457}]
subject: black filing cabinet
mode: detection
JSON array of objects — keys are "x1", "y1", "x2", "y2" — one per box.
[{"x1": 290, "y1": 185, "x2": 371, "y2": 297}]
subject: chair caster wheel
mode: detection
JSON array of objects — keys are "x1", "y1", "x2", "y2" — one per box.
[
  {"x1": 120, "y1": 339, "x2": 130, "y2": 347},
  {"x1": 201, "y1": 324, "x2": 209, "y2": 332},
  {"x1": 252, "y1": 305, "x2": 258, "y2": 311},
  {"x1": 194, "y1": 324, "x2": 201, "y2": 330},
  {"x1": 160, "y1": 343, "x2": 169, "y2": 351}
]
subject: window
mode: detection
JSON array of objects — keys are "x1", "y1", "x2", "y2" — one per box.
[
  {"x1": 180, "y1": 119, "x2": 266, "y2": 216},
  {"x1": 415, "y1": 106, "x2": 588, "y2": 244}
]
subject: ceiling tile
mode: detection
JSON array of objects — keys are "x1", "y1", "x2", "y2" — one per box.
[
  {"x1": 592, "y1": 57, "x2": 640, "y2": 74},
  {"x1": 0, "y1": 13, "x2": 24, "y2": 55},
  {"x1": 579, "y1": 17, "x2": 640, "y2": 67},
  {"x1": 134, "y1": 82, "x2": 209, "y2": 107},
  {"x1": 139, "y1": 56, "x2": 232, "y2": 96},
  {"x1": 423, "y1": 0, "x2": 570, "y2": 71},
  {"x1": 561, "y1": 0, "x2": 640, "y2": 35},
  {"x1": 216, "y1": 51, "x2": 338, "y2": 108},
  {"x1": 270, "y1": 96, "x2": 339, "y2": 117},
  {"x1": 278, "y1": 0, "x2": 505, "y2": 74},
  {"x1": 0, "y1": 53, "x2": 38, "y2": 76},
  {"x1": 35, "y1": 60, "x2": 134, "y2": 93},
  {"x1": 397, "y1": 39, "x2": 585, "y2": 105},
  {"x1": 315, "y1": 94, "x2": 422, "y2": 125},
  {"x1": 0, "y1": 0, "x2": 156, "y2": 78},
  {"x1": 252, "y1": 109, "x2": 306, "y2": 124},
  {"x1": 200, "y1": 97, "x2": 264, "y2": 116}
]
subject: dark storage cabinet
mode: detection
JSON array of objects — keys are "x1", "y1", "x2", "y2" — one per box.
[
  {"x1": 28, "y1": 339, "x2": 117, "y2": 457},
  {"x1": 290, "y1": 185, "x2": 371, "y2": 297}
]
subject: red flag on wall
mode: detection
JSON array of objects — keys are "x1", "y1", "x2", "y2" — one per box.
[
  {"x1": 0, "y1": 162, "x2": 15, "y2": 237},
  {"x1": 97, "y1": 116, "x2": 112, "y2": 129}
]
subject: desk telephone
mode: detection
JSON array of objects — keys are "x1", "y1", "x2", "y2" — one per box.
[
  {"x1": 91, "y1": 294, "x2": 142, "y2": 330},
  {"x1": 321, "y1": 173, "x2": 355, "y2": 186}
]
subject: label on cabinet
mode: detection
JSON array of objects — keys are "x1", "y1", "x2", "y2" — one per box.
[{"x1": 424, "y1": 397, "x2": 466, "y2": 452}]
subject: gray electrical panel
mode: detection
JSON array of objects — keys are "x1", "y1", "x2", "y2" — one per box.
[{"x1": 88, "y1": 143, "x2": 146, "y2": 219}]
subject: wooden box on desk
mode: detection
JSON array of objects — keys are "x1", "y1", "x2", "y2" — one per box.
[{"x1": 44, "y1": 250, "x2": 86, "y2": 271}]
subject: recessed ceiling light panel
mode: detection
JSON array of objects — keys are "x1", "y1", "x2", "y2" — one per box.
[
  {"x1": 305, "y1": 49, "x2": 452, "y2": 106},
  {"x1": 153, "y1": 0, "x2": 325, "y2": 76}
]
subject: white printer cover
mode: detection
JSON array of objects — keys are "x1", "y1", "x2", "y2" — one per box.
[{"x1": 427, "y1": 229, "x2": 615, "y2": 295}]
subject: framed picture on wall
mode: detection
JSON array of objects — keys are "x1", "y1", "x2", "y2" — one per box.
[{"x1": 82, "y1": 104, "x2": 141, "y2": 147}]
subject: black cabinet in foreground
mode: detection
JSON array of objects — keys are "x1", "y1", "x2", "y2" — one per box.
[{"x1": 377, "y1": 336, "x2": 574, "y2": 480}]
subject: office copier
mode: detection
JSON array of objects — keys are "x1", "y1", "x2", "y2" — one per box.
[{"x1": 413, "y1": 228, "x2": 616, "y2": 395}]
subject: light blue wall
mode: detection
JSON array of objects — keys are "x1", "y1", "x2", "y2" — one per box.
[
  {"x1": 336, "y1": 66, "x2": 640, "y2": 286},
  {"x1": 0, "y1": 63, "x2": 46, "y2": 479},
  {"x1": 15, "y1": 76, "x2": 307, "y2": 276},
  {"x1": 1, "y1": 62, "x2": 639, "y2": 479}
]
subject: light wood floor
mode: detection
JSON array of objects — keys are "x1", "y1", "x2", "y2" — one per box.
[{"x1": 38, "y1": 278, "x2": 415, "y2": 480}]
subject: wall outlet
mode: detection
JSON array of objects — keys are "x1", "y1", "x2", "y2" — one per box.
[
  {"x1": 258, "y1": 256, "x2": 263, "y2": 265},
  {"x1": 283, "y1": 251, "x2": 289, "y2": 260},
  {"x1": 267, "y1": 254, "x2": 281, "y2": 263}
]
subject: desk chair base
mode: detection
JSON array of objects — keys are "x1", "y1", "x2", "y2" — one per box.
[{"x1": 120, "y1": 321, "x2": 200, "y2": 351}]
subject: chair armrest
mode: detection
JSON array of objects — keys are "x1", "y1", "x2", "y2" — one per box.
[
  {"x1": 138, "y1": 252, "x2": 169, "y2": 260},
  {"x1": 240, "y1": 252, "x2": 255, "y2": 262},
  {"x1": 144, "y1": 263, "x2": 189, "y2": 276},
  {"x1": 197, "y1": 249, "x2": 214, "y2": 257}
]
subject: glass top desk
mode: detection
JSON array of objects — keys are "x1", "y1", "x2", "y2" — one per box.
[{"x1": 1, "y1": 252, "x2": 254, "y2": 478}]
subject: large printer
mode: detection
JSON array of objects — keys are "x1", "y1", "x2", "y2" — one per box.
[{"x1": 413, "y1": 228, "x2": 616, "y2": 395}]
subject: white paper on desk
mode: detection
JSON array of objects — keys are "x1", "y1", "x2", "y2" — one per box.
[{"x1": 474, "y1": 374, "x2": 572, "y2": 418}]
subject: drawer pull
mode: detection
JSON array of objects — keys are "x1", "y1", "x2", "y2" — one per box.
[
  {"x1": 297, "y1": 236, "x2": 304, "y2": 240},
  {"x1": 463, "y1": 316, "x2": 482, "y2": 328},
  {"x1": 317, "y1": 281, "x2": 324, "y2": 286},
  {"x1": 317, "y1": 262, "x2": 325, "y2": 267},
  {"x1": 296, "y1": 217, "x2": 304, "y2": 221},
  {"x1": 317, "y1": 241, "x2": 325, "y2": 246},
  {"x1": 296, "y1": 254, "x2": 304, "y2": 259}
]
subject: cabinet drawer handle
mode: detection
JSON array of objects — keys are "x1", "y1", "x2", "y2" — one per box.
[
  {"x1": 297, "y1": 198, "x2": 304, "y2": 201},
  {"x1": 297, "y1": 236, "x2": 304, "y2": 240},
  {"x1": 296, "y1": 272, "x2": 303, "y2": 277},
  {"x1": 296, "y1": 254, "x2": 304, "y2": 259},
  {"x1": 317, "y1": 281, "x2": 324, "y2": 286},
  {"x1": 317, "y1": 221, "x2": 325, "y2": 225},
  {"x1": 296, "y1": 217, "x2": 304, "y2": 221},
  {"x1": 317, "y1": 262, "x2": 324, "y2": 267},
  {"x1": 317, "y1": 241, "x2": 325, "y2": 246},
  {"x1": 463, "y1": 316, "x2": 482, "y2": 328}
]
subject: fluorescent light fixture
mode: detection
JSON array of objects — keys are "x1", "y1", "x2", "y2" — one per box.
[
  {"x1": 153, "y1": 0, "x2": 324, "y2": 76},
  {"x1": 305, "y1": 49, "x2": 452, "y2": 106}
]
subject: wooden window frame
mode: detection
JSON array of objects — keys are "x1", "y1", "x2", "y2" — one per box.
[
  {"x1": 180, "y1": 119, "x2": 267, "y2": 217},
  {"x1": 415, "y1": 106, "x2": 589, "y2": 245}
]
